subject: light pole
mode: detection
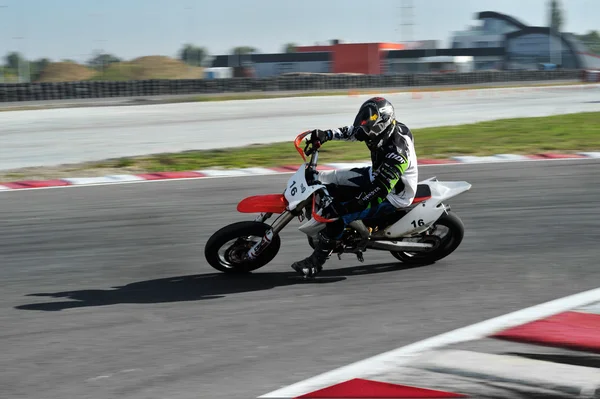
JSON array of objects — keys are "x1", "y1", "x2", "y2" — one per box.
[
  {"x1": 12, "y1": 3, "x2": 30, "y2": 83},
  {"x1": 0, "y1": 4, "x2": 7, "y2": 83}
]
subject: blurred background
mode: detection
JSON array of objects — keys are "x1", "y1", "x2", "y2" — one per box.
[{"x1": 0, "y1": 0, "x2": 598, "y2": 85}]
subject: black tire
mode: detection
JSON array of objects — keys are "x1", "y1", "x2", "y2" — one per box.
[
  {"x1": 204, "y1": 221, "x2": 281, "y2": 274},
  {"x1": 390, "y1": 211, "x2": 465, "y2": 265}
]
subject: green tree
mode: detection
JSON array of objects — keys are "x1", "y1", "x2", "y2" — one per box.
[
  {"x1": 4, "y1": 52, "x2": 30, "y2": 81},
  {"x1": 30, "y1": 58, "x2": 51, "y2": 81},
  {"x1": 231, "y1": 46, "x2": 257, "y2": 55},
  {"x1": 283, "y1": 43, "x2": 297, "y2": 53},
  {"x1": 575, "y1": 30, "x2": 600, "y2": 54},
  {"x1": 4, "y1": 52, "x2": 26, "y2": 70},
  {"x1": 548, "y1": 0, "x2": 563, "y2": 32},
  {"x1": 87, "y1": 52, "x2": 122, "y2": 70},
  {"x1": 178, "y1": 44, "x2": 207, "y2": 66}
]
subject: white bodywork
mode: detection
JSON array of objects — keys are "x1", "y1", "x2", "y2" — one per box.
[
  {"x1": 282, "y1": 163, "x2": 334, "y2": 238},
  {"x1": 283, "y1": 163, "x2": 326, "y2": 211},
  {"x1": 382, "y1": 177, "x2": 472, "y2": 238},
  {"x1": 283, "y1": 163, "x2": 471, "y2": 240}
]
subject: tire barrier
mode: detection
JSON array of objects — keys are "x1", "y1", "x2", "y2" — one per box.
[
  {"x1": 0, "y1": 70, "x2": 584, "y2": 103},
  {"x1": 582, "y1": 70, "x2": 600, "y2": 82}
]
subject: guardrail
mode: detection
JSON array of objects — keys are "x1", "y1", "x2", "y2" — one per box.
[{"x1": 0, "y1": 70, "x2": 585, "y2": 103}]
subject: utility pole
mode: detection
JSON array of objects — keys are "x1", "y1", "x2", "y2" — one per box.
[
  {"x1": 17, "y1": 3, "x2": 29, "y2": 83},
  {"x1": 399, "y1": 0, "x2": 414, "y2": 45},
  {"x1": 0, "y1": 4, "x2": 6, "y2": 83},
  {"x1": 184, "y1": 4, "x2": 193, "y2": 73}
]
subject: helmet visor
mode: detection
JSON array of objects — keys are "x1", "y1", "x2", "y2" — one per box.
[{"x1": 353, "y1": 106, "x2": 381, "y2": 136}]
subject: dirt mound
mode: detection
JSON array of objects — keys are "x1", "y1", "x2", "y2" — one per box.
[
  {"x1": 96, "y1": 55, "x2": 204, "y2": 80},
  {"x1": 37, "y1": 62, "x2": 96, "y2": 82}
]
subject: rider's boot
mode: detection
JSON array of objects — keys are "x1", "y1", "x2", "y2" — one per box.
[{"x1": 291, "y1": 232, "x2": 337, "y2": 278}]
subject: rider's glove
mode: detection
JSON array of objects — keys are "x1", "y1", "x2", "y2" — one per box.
[{"x1": 310, "y1": 129, "x2": 332, "y2": 145}]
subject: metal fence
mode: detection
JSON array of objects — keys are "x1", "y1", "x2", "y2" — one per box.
[{"x1": 0, "y1": 69, "x2": 584, "y2": 103}]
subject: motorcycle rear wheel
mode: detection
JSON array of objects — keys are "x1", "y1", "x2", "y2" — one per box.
[
  {"x1": 390, "y1": 211, "x2": 464, "y2": 265},
  {"x1": 204, "y1": 221, "x2": 281, "y2": 274}
]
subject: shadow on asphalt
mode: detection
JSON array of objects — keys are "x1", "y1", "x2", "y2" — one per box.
[{"x1": 15, "y1": 262, "x2": 429, "y2": 312}]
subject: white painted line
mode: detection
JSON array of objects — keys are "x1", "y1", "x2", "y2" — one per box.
[
  {"x1": 492, "y1": 154, "x2": 532, "y2": 161},
  {"x1": 196, "y1": 168, "x2": 254, "y2": 177},
  {"x1": 260, "y1": 287, "x2": 600, "y2": 398},
  {"x1": 105, "y1": 174, "x2": 147, "y2": 182},
  {"x1": 61, "y1": 176, "x2": 121, "y2": 185},
  {"x1": 451, "y1": 155, "x2": 510, "y2": 163},
  {"x1": 62, "y1": 175, "x2": 145, "y2": 185},
  {"x1": 0, "y1": 185, "x2": 9, "y2": 190},
  {"x1": 578, "y1": 152, "x2": 600, "y2": 158},
  {"x1": 0, "y1": 157, "x2": 597, "y2": 194},
  {"x1": 240, "y1": 167, "x2": 279, "y2": 175}
]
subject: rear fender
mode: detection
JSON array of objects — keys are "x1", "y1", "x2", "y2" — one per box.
[
  {"x1": 237, "y1": 194, "x2": 288, "y2": 214},
  {"x1": 380, "y1": 179, "x2": 471, "y2": 238}
]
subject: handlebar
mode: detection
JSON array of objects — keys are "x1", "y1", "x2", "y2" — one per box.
[
  {"x1": 293, "y1": 131, "x2": 337, "y2": 224},
  {"x1": 294, "y1": 130, "x2": 320, "y2": 170}
]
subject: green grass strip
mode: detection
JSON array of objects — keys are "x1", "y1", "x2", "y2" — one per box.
[{"x1": 94, "y1": 111, "x2": 600, "y2": 171}]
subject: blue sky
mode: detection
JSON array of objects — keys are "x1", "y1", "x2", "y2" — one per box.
[{"x1": 0, "y1": 0, "x2": 597, "y2": 63}]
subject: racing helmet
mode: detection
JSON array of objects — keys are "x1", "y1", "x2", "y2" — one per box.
[{"x1": 353, "y1": 97, "x2": 396, "y2": 139}]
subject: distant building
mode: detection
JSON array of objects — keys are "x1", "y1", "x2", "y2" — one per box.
[
  {"x1": 209, "y1": 11, "x2": 600, "y2": 77},
  {"x1": 295, "y1": 41, "x2": 405, "y2": 74},
  {"x1": 450, "y1": 11, "x2": 600, "y2": 70}
]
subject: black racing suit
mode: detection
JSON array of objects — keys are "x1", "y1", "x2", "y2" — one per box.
[
  {"x1": 291, "y1": 120, "x2": 418, "y2": 277},
  {"x1": 321, "y1": 120, "x2": 418, "y2": 230}
]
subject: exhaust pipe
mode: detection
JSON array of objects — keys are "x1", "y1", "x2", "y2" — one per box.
[{"x1": 367, "y1": 240, "x2": 434, "y2": 252}]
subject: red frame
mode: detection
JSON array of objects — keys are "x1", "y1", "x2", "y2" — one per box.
[{"x1": 311, "y1": 195, "x2": 337, "y2": 223}]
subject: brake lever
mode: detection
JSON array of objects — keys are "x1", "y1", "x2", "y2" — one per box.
[
  {"x1": 304, "y1": 140, "x2": 313, "y2": 156},
  {"x1": 304, "y1": 138, "x2": 321, "y2": 156}
]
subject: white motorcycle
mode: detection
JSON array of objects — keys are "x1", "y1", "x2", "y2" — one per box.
[{"x1": 205, "y1": 131, "x2": 472, "y2": 274}]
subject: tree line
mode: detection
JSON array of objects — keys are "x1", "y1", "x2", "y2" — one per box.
[
  {"x1": 0, "y1": 43, "x2": 299, "y2": 82},
  {"x1": 548, "y1": 0, "x2": 600, "y2": 53}
]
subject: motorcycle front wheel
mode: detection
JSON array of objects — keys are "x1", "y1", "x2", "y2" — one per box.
[{"x1": 204, "y1": 221, "x2": 281, "y2": 274}]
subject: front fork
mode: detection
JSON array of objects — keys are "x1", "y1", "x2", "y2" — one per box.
[
  {"x1": 246, "y1": 188, "x2": 326, "y2": 260},
  {"x1": 246, "y1": 210, "x2": 295, "y2": 260}
]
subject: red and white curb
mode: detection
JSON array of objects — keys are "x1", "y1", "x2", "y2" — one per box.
[
  {"x1": 1, "y1": 152, "x2": 599, "y2": 192},
  {"x1": 260, "y1": 288, "x2": 600, "y2": 399},
  {"x1": 360, "y1": 82, "x2": 600, "y2": 100}
]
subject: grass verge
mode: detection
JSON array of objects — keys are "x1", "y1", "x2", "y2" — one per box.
[{"x1": 1, "y1": 111, "x2": 598, "y2": 182}]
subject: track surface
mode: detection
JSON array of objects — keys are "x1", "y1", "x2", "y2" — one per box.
[
  {"x1": 1, "y1": 84, "x2": 599, "y2": 170},
  {"x1": 1, "y1": 159, "x2": 599, "y2": 399}
]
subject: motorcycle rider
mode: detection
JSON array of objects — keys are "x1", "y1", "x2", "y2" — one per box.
[{"x1": 291, "y1": 97, "x2": 419, "y2": 278}]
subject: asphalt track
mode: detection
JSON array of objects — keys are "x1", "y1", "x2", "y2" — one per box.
[
  {"x1": 1, "y1": 159, "x2": 599, "y2": 399},
  {"x1": 1, "y1": 84, "x2": 599, "y2": 170}
]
